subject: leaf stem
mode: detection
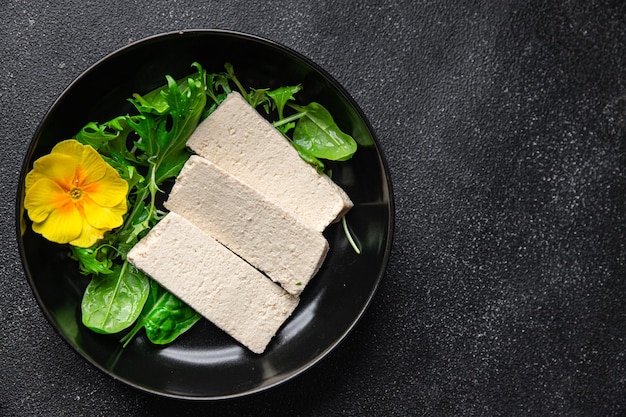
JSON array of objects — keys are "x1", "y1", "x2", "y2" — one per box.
[
  {"x1": 101, "y1": 259, "x2": 129, "y2": 326},
  {"x1": 273, "y1": 111, "x2": 307, "y2": 128},
  {"x1": 120, "y1": 186, "x2": 150, "y2": 245},
  {"x1": 341, "y1": 216, "x2": 361, "y2": 255},
  {"x1": 120, "y1": 319, "x2": 143, "y2": 347},
  {"x1": 225, "y1": 63, "x2": 248, "y2": 103}
]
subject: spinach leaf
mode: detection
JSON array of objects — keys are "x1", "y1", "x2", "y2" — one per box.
[
  {"x1": 292, "y1": 102, "x2": 357, "y2": 161},
  {"x1": 81, "y1": 261, "x2": 150, "y2": 334},
  {"x1": 120, "y1": 280, "x2": 201, "y2": 347},
  {"x1": 291, "y1": 141, "x2": 325, "y2": 171}
]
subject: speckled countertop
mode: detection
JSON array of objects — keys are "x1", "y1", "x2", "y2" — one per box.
[{"x1": 1, "y1": 1, "x2": 625, "y2": 416}]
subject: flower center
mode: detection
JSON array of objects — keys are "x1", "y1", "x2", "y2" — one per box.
[{"x1": 69, "y1": 187, "x2": 84, "y2": 201}]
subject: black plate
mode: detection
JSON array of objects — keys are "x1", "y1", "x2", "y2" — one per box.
[{"x1": 16, "y1": 30, "x2": 394, "y2": 400}]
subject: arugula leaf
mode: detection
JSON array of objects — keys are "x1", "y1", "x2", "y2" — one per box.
[
  {"x1": 224, "y1": 62, "x2": 247, "y2": 102},
  {"x1": 101, "y1": 151, "x2": 144, "y2": 191},
  {"x1": 115, "y1": 202, "x2": 153, "y2": 255},
  {"x1": 81, "y1": 261, "x2": 150, "y2": 334},
  {"x1": 118, "y1": 62, "x2": 208, "y2": 244},
  {"x1": 74, "y1": 116, "x2": 132, "y2": 153},
  {"x1": 69, "y1": 246, "x2": 114, "y2": 275},
  {"x1": 129, "y1": 72, "x2": 207, "y2": 184},
  {"x1": 120, "y1": 280, "x2": 201, "y2": 347},
  {"x1": 266, "y1": 85, "x2": 302, "y2": 119},
  {"x1": 201, "y1": 72, "x2": 231, "y2": 120},
  {"x1": 247, "y1": 88, "x2": 270, "y2": 110}
]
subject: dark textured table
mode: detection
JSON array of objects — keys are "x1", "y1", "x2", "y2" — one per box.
[{"x1": 2, "y1": 1, "x2": 625, "y2": 416}]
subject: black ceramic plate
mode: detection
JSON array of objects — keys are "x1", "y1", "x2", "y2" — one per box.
[{"x1": 16, "y1": 30, "x2": 394, "y2": 400}]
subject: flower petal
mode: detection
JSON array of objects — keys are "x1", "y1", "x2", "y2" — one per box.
[
  {"x1": 26, "y1": 152, "x2": 77, "y2": 191},
  {"x1": 69, "y1": 222, "x2": 106, "y2": 248},
  {"x1": 32, "y1": 200, "x2": 83, "y2": 244},
  {"x1": 24, "y1": 178, "x2": 70, "y2": 223},
  {"x1": 82, "y1": 164, "x2": 129, "y2": 207},
  {"x1": 51, "y1": 139, "x2": 85, "y2": 156},
  {"x1": 51, "y1": 140, "x2": 108, "y2": 186},
  {"x1": 80, "y1": 196, "x2": 126, "y2": 229},
  {"x1": 76, "y1": 143, "x2": 107, "y2": 185}
]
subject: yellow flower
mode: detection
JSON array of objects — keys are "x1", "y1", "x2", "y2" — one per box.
[{"x1": 24, "y1": 139, "x2": 129, "y2": 247}]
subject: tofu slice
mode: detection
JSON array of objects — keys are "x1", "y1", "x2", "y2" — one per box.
[
  {"x1": 127, "y1": 212, "x2": 299, "y2": 354},
  {"x1": 186, "y1": 91, "x2": 353, "y2": 232},
  {"x1": 164, "y1": 155, "x2": 329, "y2": 296}
]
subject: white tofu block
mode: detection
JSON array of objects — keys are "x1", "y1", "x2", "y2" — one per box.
[
  {"x1": 186, "y1": 91, "x2": 353, "y2": 232},
  {"x1": 164, "y1": 155, "x2": 328, "y2": 296},
  {"x1": 127, "y1": 212, "x2": 299, "y2": 354}
]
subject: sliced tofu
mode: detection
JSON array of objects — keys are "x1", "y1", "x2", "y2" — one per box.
[
  {"x1": 164, "y1": 155, "x2": 329, "y2": 296},
  {"x1": 186, "y1": 91, "x2": 353, "y2": 232},
  {"x1": 127, "y1": 212, "x2": 299, "y2": 354}
]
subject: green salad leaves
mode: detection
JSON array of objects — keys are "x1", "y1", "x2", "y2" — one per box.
[{"x1": 68, "y1": 62, "x2": 359, "y2": 347}]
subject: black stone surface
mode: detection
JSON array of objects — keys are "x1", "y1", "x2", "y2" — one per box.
[{"x1": 1, "y1": 1, "x2": 625, "y2": 416}]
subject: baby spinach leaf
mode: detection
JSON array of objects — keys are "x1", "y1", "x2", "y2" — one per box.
[
  {"x1": 143, "y1": 301, "x2": 200, "y2": 345},
  {"x1": 292, "y1": 102, "x2": 357, "y2": 161},
  {"x1": 81, "y1": 261, "x2": 150, "y2": 334},
  {"x1": 291, "y1": 141, "x2": 325, "y2": 172},
  {"x1": 120, "y1": 281, "x2": 200, "y2": 347}
]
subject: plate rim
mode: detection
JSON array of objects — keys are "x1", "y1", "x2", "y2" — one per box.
[{"x1": 15, "y1": 28, "x2": 396, "y2": 400}]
